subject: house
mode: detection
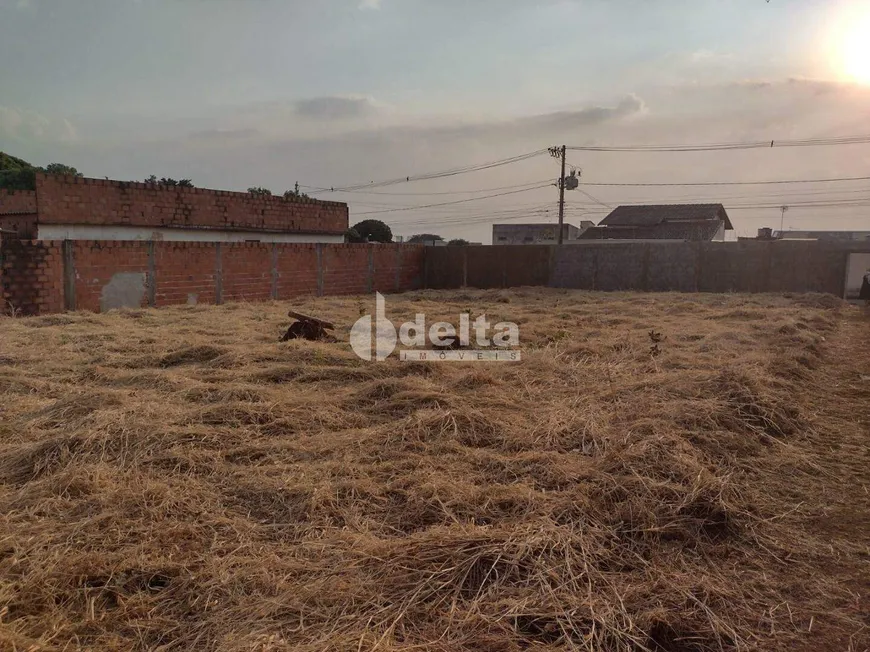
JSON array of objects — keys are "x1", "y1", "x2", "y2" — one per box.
[
  {"x1": 579, "y1": 204, "x2": 732, "y2": 241},
  {"x1": 0, "y1": 173, "x2": 348, "y2": 243},
  {"x1": 739, "y1": 228, "x2": 870, "y2": 242},
  {"x1": 492, "y1": 221, "x2": 594, "y2": 245},
  {"x1": 776, "y1": 230, "x2": 870, "y2": 242}
]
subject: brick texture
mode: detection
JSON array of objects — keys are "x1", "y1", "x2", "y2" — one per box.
[
  {"x1": 274, "y1": 244, "x2": 319, "y2": 299},
  {"x1": 35, "y1": 174, "x2": 348, "y2": 234},
  {"x1": 0, "y1": 239, "x2": 424, "y2": 315},
  {"x1": 72, "y1": 241, "x2": 152, "y2": 312},
  {"x1": 221, "y1": 243, "x2": 273, "y2": 303},
  {"x1": 0, "y1": 190, "x2": 37, "y2": 215},
  {"x1": 322, "y1": 245, "x2": 371, "y2": 295},
  {"x1": 0, "y1": 237, "x2": 64, "y2": 315},
  {"x1": 0, "y1": 190, "x2": 38, "y2": 238},
  {"x1": 0, "y1": 214, "x2": 38, "y2": 238},
  {"x1": 154, "y1": 242, "x2": 219, "y2": 307}
]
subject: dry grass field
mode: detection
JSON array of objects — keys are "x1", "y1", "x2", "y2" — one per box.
[{"x1": 0, "y1": 289, "x2": 868, "y2": 651}]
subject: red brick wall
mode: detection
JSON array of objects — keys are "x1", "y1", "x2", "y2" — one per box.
[
  {"x1": 396, "y1": 246, "x2": 425, "y2": 292},
  {"x1": 0, "y1": 214, "x2": 37, "y2": 238},
  {"x1": 0, "y1": 240, "x2": 424, "y2": 315},
  {"x1": 221, "y1": 243, "x2": 273, "y2": 303},
  {"x1": 0, "y1": 190, "x2": 38, "y2": 238},
  {"x1": 0, "y1": 238, "x2": 64, "y2": 315},
  {"x1": 0, "y1": 190, "x2": 37, "y2": 214},
  {"x1": 322, "y1": 245, "x2": 371, "y2": 295},
  {"x1": 274, "y1": 244, "x2": 319, "y2": 299},
  {"x1": 154, "y1": 242, "x2": 219, "y2": 306},
  {"x1": 71, "y1": 241, "x2": 151, "y2": 312},
  {"x1": 35, "y1": 174, "x2": 348, "y2": 235}
]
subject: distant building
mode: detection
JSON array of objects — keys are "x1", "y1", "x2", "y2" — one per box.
[
  {"x1": 492, "y1": 221, "x2": 594, "y2": 245},
  {"x1": 739, "y1": 228, "x2": 870, "y2": 242},
  {"x1": 776, "y1": 230, "x2": 870, "y2": 242},
  {"x1": 579, "y1": 204, "x2": 732, "y2": 241}
]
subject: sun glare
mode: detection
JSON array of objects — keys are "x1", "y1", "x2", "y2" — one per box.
[{"x1": 835, "y1": 7, "x2": 870, "y2": 84}]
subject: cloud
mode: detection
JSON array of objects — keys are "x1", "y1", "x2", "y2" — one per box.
[
  {"x1": 0, "y1": 106, "x2": 78, "y2": 143},
  {"x1": 186, "y1": 128, "x2": 260, "y2": 142},
  {"x1": 293, "y1": 95, "x2": 378, "y2": 120},
  {"x1": 359, "y1": 0, "x2": 381, "y2": 9}
]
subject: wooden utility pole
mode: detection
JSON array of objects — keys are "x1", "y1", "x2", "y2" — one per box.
[{"x1": 549, "y1": 145, "x2": 567, "y2": 244}]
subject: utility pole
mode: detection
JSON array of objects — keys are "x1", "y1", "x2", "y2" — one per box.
[
  {"x1": 549, "y1": 145, "x2": 567, "y2": 244},
  {"x1": 779, "y1": 205, "x2": 788, "y2": 236}
]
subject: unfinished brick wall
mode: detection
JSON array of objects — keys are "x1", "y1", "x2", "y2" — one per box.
[
  {"x1": 0, "y1": 189, "x2": 37, "y2": 214},
  {"x1": 0, "y1": 238, "x2": 64, "y2": 315},
  {"x1": 0, "y1": 190, "x2": 38, "y2": 238},
  {"x1": 35, "y1": 174, "x2": 348, "y2": 234},
  {"x1": 154, "y1": 242, "x2": 219, "y2": 306},
  {"x1": 70, "y1": 241, "x2": 152, "y2": 312},
  {"x1": 221, "y1": 243, "x2": 274, "y2": 303},
  {"x1": 0, "y1": 239, "x2": 424, "y2": 315}
]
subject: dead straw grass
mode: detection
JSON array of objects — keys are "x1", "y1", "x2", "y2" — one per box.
[{"x1": 0, "y1": 289, "x2": 867, "y2": 651}]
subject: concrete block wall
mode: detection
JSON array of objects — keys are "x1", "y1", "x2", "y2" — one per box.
[
  {"x1": 0, "y1": 239, "x2": 424, "y2": 315},
  {"x1": 34, "y1": 174, "x2": 348, "y2": 235},
  {"x1": 426, "y1": 241, "x2": 870, "y2": 297}
]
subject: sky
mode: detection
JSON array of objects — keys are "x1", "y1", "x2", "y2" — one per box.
[{"x1": 2, "y1": 0, "x2": 870, "y2": 242}]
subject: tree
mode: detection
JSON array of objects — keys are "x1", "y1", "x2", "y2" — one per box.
[
  {"x1": 248, "y1": 187, "x2": 272, "y2": 196},
  {"x1": 448, "y1": 238, "x2": 470, "y2": 246},
  {"x1": 351, "y1": 219, "x2": 393, "y2": 243},
  {"x1": 1, "y1": 154, "x2": 83, "y2": 191},
  {"x1": 145, "y1": 176, "x2": 195, "y2": 187},
  {"x1": 283, "y1": 182, "x2": 309, "y2": 200},
  {"x1": 345, "y1": 227, "x2": 363, "y2": 243},
  {"x1": 0, "y1": 152, "x2": 37, "y2": 190},
  {"x1": 43, "y1": 163, "x2": 83, "y2": 177},
  {"x1": 407, "y1": 233, "x2": 443, "y2": 244}
]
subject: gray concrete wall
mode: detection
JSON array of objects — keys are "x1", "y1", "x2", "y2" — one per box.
[{"x1": 424, "y1": 241, "x2": 870, "y2": 296}]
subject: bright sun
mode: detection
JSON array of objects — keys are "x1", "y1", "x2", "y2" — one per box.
[{"x1": 836, "y1": 9, "x2": 870, "y2": 84}]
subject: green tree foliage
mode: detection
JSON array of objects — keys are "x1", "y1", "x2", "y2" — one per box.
[
  {"x1": 283, "y1": 182, "x2": 309, "y2": 200},
  {"x1": 351, "y1": 219, "x2": 393, "y2": 243},
  {"x1": 43, "y1": 163, "x2": 83, "y2": 177},
  {"x1": 248, "y1": 187, "x2": 273, "y2": 196},
  {"x1": 0, "y1": 153, "x2": 83, "y2": 191},
  {"x1": 345, "y1": 227, "x2": 363, "y2": 243},
  {"x1": 145, "y1": 176, "x2": 194, "y2": 187},
  {"x1": 448, "y1": 238, "x2": 470, "y2": 246},
  {"x1": 407, "y1": 233, "x2": 443, "y2": 244}
]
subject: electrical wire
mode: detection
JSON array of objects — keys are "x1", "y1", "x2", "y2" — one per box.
[
  {"x1": 579, "y1": 174, "x2": 870, "y2": 187},
  {"x1": 302, "y1": 179, "x2": 554, "y2": 197},
  {"x1": 567, "y1": 134, "x2": 870, "y2": 152},
  {"x1": 305, "y1": 148, "x2": 548, "y2": 193},
  {"x1": 351, "y1": 183, "x2": 554, "y2": 216}
]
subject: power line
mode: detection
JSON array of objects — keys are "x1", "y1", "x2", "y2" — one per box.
[
  {"x1": 568, "y1": 197, "x2": 870, "y2": 210},
  {"x1": 579, "y1": 174, "x2": 870, "y2": 187},
  {"x1": 561, "y1": 185, "x2": 870, "y2": 209},
  {"x1": 307, "y1": 148, "x2": 548, "y2": 193},
  {"x1": 302, "y1": 179, "x2": 553, "y2": 197},
  {"x1": 576, "y1": 187, "x2": 612, "y2": 209},
  {"x1": 351, "y1": 183, "x2": 554, "y2": 216},
  {"x1": 567, "y1": 134, "x2": 870, "y2": 152}
]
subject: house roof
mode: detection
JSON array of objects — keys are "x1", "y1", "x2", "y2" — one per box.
[
  {"x1": 579, "y1": 220, "x2": 724, "y2": 241},
  {"x1": 599, "y1": 204, "x2": 733, "y2": 230}
]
